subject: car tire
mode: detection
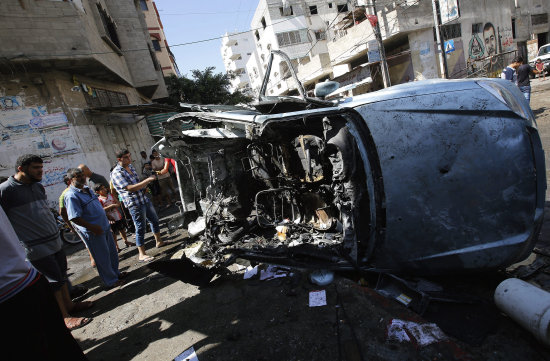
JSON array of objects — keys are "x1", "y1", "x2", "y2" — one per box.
[{"x1": 61, "y1": 229, "x2": 81, "y2": 244}]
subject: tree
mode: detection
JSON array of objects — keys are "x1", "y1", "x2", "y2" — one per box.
[{"x1": 165, "y1": 67, "x2": 252, "y2": 106}]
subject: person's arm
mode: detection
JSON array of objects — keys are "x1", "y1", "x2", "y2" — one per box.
[
  {"x1": 112, "y1": 167, "x2": 156, "y2": 193},
  {"x1": 125, "y1": 176, "x2": 156, "y2": 192},
  {"x1": 157, "y1": 158, "x2": 170, "y2": 175},
  {"x1": 59, "y1": 207, "x2": 77, "y2": 233},
  {"x1": 70, "y1": 217, "x2": 103, "y2": 235}
]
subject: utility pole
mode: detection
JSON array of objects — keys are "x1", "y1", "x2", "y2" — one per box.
[
  {"x1": 369, "y1": 0, "x2": 391, "y2": 88},
  {"x1": 432, "y1": 0, "x2": 448, "y2": 78}
]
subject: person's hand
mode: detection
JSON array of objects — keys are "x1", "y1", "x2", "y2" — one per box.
[
  {"x1": 147, "y1": 175, "x2": 156, "y2": 183},
  {"x1": 89, "y1": 224, "x2": 103, "y2": 235}
]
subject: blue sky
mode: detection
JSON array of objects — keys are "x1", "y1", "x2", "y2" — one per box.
[{"x1": 154, "y1": 0, "x2": 259, "y2": 77}]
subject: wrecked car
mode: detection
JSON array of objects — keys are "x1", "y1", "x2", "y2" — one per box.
[{"x1": 155, "y1": 51, "x2": 545, "y2": 275}]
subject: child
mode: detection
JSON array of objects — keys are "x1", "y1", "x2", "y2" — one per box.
[{"x1": 94, "y1": 184, "x2": 135, "y2": 251}]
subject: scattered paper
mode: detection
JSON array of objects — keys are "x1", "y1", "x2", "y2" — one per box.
[
  {"x1": 174, "y1": 346, "x2": 199, "y2": 361},
  {"x1": 243, "y1": 265, "x2": 258, "y2": 279},
  {"x1": 309, "y1": 290, "x2": 327, "y2": 307},
  {"x1": 259, "y1": 265, "x2": 292, "y2": 281},
  {"x1": 396, "y1": 293, "x2": 412, "y2": 306},
  {"x1": 387, "y1": 319, "x2": 446, "y2": 346}
]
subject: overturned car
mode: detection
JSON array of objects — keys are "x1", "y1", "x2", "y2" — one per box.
[{"x1": 156, "y1": 54, "x2": 545, "y2": 275}]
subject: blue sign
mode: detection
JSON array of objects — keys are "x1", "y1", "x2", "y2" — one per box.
[{"x1": 444, "y1": 39, "x2": 455, "y2": 54}]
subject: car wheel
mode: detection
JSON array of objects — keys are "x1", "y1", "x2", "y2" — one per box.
[{"x1": 61, "y1": 229, "x2": 81, "y2": 244}]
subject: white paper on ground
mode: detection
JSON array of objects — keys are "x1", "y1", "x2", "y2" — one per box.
[
  {"x1": 309, "y1": 290, "x2": 327, "y2": 307},
  {"x1": 174, "y1": 346, "x2": 199, "y2": 361},
  {"x1": 386, "y1": 319, "x2": 446, "y2": 346},
  {"x1": 243, "y1": 265, "x2": 258, "y2": 279},
  {"x1": 259, "y1": 265, "x2": 292, "y2": 280}
]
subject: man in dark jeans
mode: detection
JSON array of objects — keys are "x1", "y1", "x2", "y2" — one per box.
[{"x1": 515, "y1": 56, "x2": 540, "y2": 104}]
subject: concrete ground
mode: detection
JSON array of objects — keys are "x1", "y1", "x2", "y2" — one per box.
[{"x1": 66, "y1": 81, "x2": 550, "y2": 361}]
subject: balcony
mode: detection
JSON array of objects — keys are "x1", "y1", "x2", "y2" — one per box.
[{"x1": 297, "y1": 53, "x2": 332, "y2": 86}]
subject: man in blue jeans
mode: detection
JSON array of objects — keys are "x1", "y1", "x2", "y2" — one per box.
[
  {"x1": 515, "y1": 56, "x2": 540, "y2": 104},
  {"x1": 111, "y1": 149, "x2": 167, "y2": 262}
]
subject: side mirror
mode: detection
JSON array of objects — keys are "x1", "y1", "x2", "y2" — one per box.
[{"x1": 314, "y1": 81, "x2": 340, "y2": 99}]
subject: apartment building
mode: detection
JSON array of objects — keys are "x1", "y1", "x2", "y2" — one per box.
[
  {"x1": 0, "y1": 0, "x2": 169, "y2": 206},
  {"x1": 140, "y1": 0, "x2": 181, "y2": 77},
  {"x1": 243, "y1": 0, "x2": 549, "y2": 96},
  {"x1": 221, "y1": 31, "x2": 255, "y2": 92},
  {"x1": 247, "y1": 0, "x2": 350, "y2": 96}
]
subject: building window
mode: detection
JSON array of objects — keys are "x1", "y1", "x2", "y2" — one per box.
[
  {"x1": 511, "y1": 18, "x2": 516, "y2": 39},
  {"x1": 83, "y1": 88, "x2": 129, "y2": 108},
  {"x1": 531, "y1": 13, "x2": 548, "y2": 26},
  {"x1": 315, "y1": 30, "x2": 326, "y2": 40},
  {"x1": 97, "y1": 4, "x2": 120, "y2": 49},
  {"x1": 328, "y1": 3, "x2": 333, "y2": 9},
  {"x1": 255, "y1": 30, "x2": 260, "y2": 41},
  {"x1": 152, "y1": 39, "x2": 161, "y2": 51},
  {"x1": 261, "y1": 17, "x2": 266, "y2": 29},
  {"x1": 279, "y1": 6, "x2": 293, "y2": 16},
  {"x1": 337, "y1": 4, "x2": 348, "y2": 13},
  {"x1": 276, "y1": 29, "x2": 309, "y2": 47},
  {"x1": 471, "y1": 23, "x2": 482, "y2": 33},
  {"x1": 441, "y1": 23, "x2": 461, "y2": 41},
  {"x1": 139, "y1": 0, "x2": 148, "y2": 11},
  {"x1": 309, "y1": 5, "x2": 318, "y2": 15}
]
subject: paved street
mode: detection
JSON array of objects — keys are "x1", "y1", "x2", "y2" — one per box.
[{"x1": 65, "y1": 82, "x2": 550, "y2": 361}]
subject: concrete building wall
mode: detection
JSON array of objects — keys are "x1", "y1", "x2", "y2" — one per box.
[
  {"x1": 0, "y1": 71, "x2": 155, "y2": 207},
  {"x1": 141, "y1": 0, "x2": 181, "y2": 78}
]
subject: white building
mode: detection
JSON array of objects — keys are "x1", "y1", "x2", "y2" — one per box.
[
  {"x1": 243, "y1": 0, "x2": 550, "y2": 97},
  {"x1": 221, "y1": 32, "x2": 256, "y2": 92},
  {"x1": 247, "y1": 0, "x2": 350, "y2": 96}
]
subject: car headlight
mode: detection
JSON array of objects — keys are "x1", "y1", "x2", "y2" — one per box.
[{"x1": 477, "y1": 80, "x2": 533, "y2": 124}]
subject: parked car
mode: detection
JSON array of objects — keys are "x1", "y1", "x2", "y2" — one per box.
[
  {"x1": 529, "y1": 43, "x2": 550, "y2": 75},
  {"x1": 156, "y1": 51, "x2": 545, "y2": 276}
]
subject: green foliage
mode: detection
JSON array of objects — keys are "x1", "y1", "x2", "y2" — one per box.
[{"x1": 164, "y1": 67, "x2": 253, "y2": 106}]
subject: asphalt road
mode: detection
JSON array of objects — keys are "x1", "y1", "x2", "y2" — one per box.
[{"x1": 66, "y1": 82, "x2": 550, "y2": 361}]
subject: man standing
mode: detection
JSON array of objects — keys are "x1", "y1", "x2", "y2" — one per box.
[
  {"x1": 111, "y1": 149, "x2": 167, "y2": 262},
  {"x1": 501, "y1": 57, "x2": 520, "y2": 82},
  {"x1": 64, "y1": 168, "x2": 125, "y2": 288},
  {"x1": 0, "y1": 206, "x2": 88, "y2": 360},
  {"x1": 78, "y1": 164, "x2": 109, "y2": 191},
  {"x1": 0, "y1": 154, "x2": 93, "y2": 330},
  {"x1": 515, "y1": 56, "x2": 539, "y2": 103}
]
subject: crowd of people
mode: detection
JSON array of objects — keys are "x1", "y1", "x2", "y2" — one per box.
[
  {"x1": 500, "y1": 56, "x2": 544, "y2": 103},
  {"x1": 0, "y1": 149, "x2": 176, "y2": 358}
]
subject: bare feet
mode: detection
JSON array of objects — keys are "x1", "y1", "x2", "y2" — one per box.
[
  {"x1": 125, "y1": 241, "x2": 136, "y2": 247},
  {"x1": 65, "y1": 317, "x2": 92, "y2": 330},
  {"x1": 138, "y1": 255, "x2": 155, "y2": 262},
  {"x1": 91, "y1": 260, "x2": 96, "y2": 268},
  {"x1": 156, "y1": 241, "x2": 168, "y2": 248}
]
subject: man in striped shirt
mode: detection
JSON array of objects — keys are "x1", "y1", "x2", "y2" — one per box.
[{"x1": 111, "y1": 149, "x2": 167, "y2": 262}]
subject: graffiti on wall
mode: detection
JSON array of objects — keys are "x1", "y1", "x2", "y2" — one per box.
[
  {"x1": 467, "y1": 22, "x2": 511, "y2": 77},
  {"x1": 0, "y1": 96, "x2": 86, "y2": 207}
]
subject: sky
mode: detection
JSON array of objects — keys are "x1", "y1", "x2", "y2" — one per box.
[{"x1": 154, "y1": 0, "x2": 260, "y2": 77}]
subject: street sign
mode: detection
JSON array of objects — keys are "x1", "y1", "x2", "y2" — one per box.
[{"x1": 445, "y1": 39, "x2": 455, "y2": 54}]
